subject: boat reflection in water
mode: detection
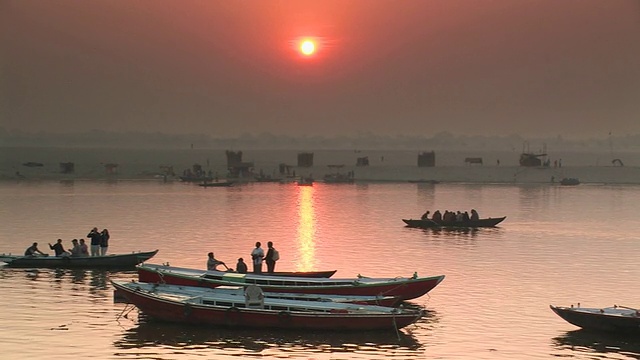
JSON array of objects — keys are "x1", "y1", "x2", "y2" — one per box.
[
  {"x1": 551, "y1": 330, "x2": 640, "y2": 358},
  {"x1": 1, "y1": 267, "x2": 137, "y2": 291},
  {"x1": 114, "y1": 310, "x2": 441, "y2": 356}
]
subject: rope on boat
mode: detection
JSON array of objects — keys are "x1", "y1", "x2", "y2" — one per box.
[
  {"x1": 376, "y1": 282, "x2": 408, "y2": 298},
  {"x1": 392, "y1": 313, "x2": 401, "y2": 341},
  {"x1": 157, "y1": 270, "x2": 166, "y2": 284},
  {"x1": 116, "y1": 303, "x2": 136, "y2": 322}
]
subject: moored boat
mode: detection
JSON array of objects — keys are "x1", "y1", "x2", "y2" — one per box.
[
  {"x1": 560, "y1": 178, "x2": 580, "y2": 186},
  {"x1": 550, "y1": 304, "x2": 640, "y2": 333},
  {"x1": 0, "y1": 250, "x2": 158, "y2": 269},
  {"x1": 198, "y1": 181, "x2": 234, "y2": 187},
  {"x1": 114, "y1": 281, "x2": 402, "y2": 307},
  {"x1": 402, "y1": 216, "x2": 506, "y2": 229},
  {"x1": 112, "y1": 281, "x2": 423, "y2": 331},
  {"x1": 251, "y1": 269, "x2": 336, "y2": 278},
  {"x1": 137, "y1": 264, "x2": 445, "y2": 301}
]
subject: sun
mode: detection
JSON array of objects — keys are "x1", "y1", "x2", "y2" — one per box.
[{"x1": 300, "y1": 40, "x2": 316, "y2": 56}]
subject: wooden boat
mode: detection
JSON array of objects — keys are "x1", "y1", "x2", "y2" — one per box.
[
  {"x1": 112, "y1": 281, "x2": 423, "y2": 331},
  {"x1": 402, "y1": 216, "x2": 506, "y2": 229},
  {"x1": 0, "y1": 250, "x2": 158, "y2": 269},
  {"x1": 550, "y1": 304, "x2": 640, "y2": 333},
  {"x1": 202, "y1": 269, "x2": 336, "y2": 278},
  {"x1": 198, "y1": 181, "x2": 235, "y2": 187},
  {"x1": 408, "y1": 179, "x2": 439, "y2": 184},
  {"x1": 253, "y1": 270, "x2": 336, "y2": 278},
  {"x1": 137, "y1": 264, "x2": 445, "y2": 301},
  {"x1": 114, "y1": 281, "x2": 402, "y2": 307}
]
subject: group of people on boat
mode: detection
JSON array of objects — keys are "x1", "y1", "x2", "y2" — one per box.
[
  {"x1": 207, "y1": 241, "x2": 280, "y2": 274},
  {"x1": 421, "y1": 209, "x2": 480, "y2": 224},
  {"x1": 24, "y1": 227, "x2": 110, "y2": 258}
]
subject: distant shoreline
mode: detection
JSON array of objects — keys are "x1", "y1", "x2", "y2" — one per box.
[
  {"x1": 2, "y1": 147, "x2": 639, "y2": 185},
  {"x1": 3, "y1": 165, "x2": 640, "y2": 185}
]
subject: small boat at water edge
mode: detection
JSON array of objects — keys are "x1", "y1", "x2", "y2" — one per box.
[
  {"x1": 138, "y1": 264, "x2": 445, "y2": 301},
  {"x1": 198, "y1": 181, "x2": 234, "y2": 187},
  {"x1": 297, "y1": 177, "x2": 314, "y2": 186},
  {"x1": 550, "y1": 304, "x2": 640, "y2": 334},
  {"x1": 560, "y1": 178, "x2": 580, "y2": 186},
  {"x1": 112, "y1": 281, "x2": 423, "y2": 331},
  {"x1": 180, "y1": 176, "x2": 213, "y2": 183},
  {"x1": 114, "y1": 281, "x2": 403, "y2": 307},
  {"x1": 402, "y1": 216, "x2": 506, "y2": 229},
  {"x1": 0, "y1": 250, "x2": 158, "y2": 269}
]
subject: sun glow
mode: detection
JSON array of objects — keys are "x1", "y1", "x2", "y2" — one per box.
[{"x1": 300, "y1": 40, "x2": 316, "y2": 56}]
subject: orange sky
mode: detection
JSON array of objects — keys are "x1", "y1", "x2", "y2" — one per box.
[{"x1": 1, "y1": 0, "x2": 639, "y2": 138}]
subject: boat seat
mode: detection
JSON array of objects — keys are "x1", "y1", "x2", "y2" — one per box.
[{"x1": 244, "y1": 285, "x2": 264, "y2": 309}]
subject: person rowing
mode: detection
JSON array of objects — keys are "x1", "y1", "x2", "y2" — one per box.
[{"x1": 24, "y1": 242, "x2": 47, "y2": 257}]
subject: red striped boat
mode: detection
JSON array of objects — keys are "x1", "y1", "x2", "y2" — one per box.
[
  {"x1": 138, "y1": 264, "x2": 445, "y2": 301},
  {"x1": 112, "y1": 280, "x2": 423, "y2": 331}
]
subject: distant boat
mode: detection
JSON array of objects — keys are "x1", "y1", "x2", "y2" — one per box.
[
  {"x1": 180, "y1": 175, "x2": 213, "y2": 183},
  {"x1": 402, "y1": 216, "x2": 506, "y2": 229},
  {"x1": 297, "y1": 177, "x2": 314, "y2": 186},
  {"x1": 560, "y1": 178, "x2": 580, "y2": 186},
  {"x1": 254, "y1": 175, "x2": 282, "y2": 183},
  {"x1": 199, "y1": 181, "x2": 234, "y2": 187},
  {"x1": 22, "y1": 162, "x2": 44, "y2": 167},
  {"x1": 407, "y1": 179, "x2": 439, "y2": 184}
]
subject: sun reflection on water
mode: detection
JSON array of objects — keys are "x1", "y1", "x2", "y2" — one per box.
[{"x1": 296, "y1": 186, "x2": 316, "y2": 271}]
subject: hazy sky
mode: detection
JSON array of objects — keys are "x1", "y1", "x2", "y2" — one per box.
[{"x1": 1, "y1": 0, "x2": 639, "y2": 138}]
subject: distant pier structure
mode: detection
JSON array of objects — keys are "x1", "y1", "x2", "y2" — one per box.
[
  {"x1": 417, "y1": 151, "x2": 435, "y2": 167},
  {"x1": 60, "y1": 162, "x2": 75, "y2": 174},
  {"x1": 297, "y1": 152, "x2": 314, "y2": 167},
  {"x1": 356, "y1": 156, "x2": 369, "y2": 166},
  {"x1": 226, "y1": 150, "x2": 254, "y2": 178},
  {"x1": 104, "y1": 163, "x2": 119, "y2": 174}
]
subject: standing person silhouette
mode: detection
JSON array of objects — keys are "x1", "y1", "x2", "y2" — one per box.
[
  {"x1": 264, "y1": 241, "x2": 279, "y2": 273},
  {"x1": 99, "y1": 229, "x2": 110, "y2": 256},
  {"x1": 87, "y1": 227, "x2": 101, "y2": 256},
  {"x1": 250, "y1": 242, "x2": 264, "y2": 274}
]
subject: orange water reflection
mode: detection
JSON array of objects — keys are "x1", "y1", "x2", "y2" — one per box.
[{"x1": 295, "y1": 186, "x2": 316, "y2": 271}]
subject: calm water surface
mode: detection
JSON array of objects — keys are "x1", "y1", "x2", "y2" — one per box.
[{"x1": 1, "y1": 180, "x2": 640, "y2": 359}]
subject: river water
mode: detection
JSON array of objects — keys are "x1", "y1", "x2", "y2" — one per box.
[{"x1": 1, "y1": 180, "x2": 639, "y2": 359}]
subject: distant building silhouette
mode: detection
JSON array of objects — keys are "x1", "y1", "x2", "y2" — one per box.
[
  {"x1": 417, "y1": 151, "x2": 435, "y2": 167},
  {"x1": 356, "y1": 157, "x2": 369, "y2": 166},
  {"x1": 59, "y1": 162, "x2": 75, "y2": 174},
  {"x1": 297, "y1": 152, "x2": 314, "y2": 167}
]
